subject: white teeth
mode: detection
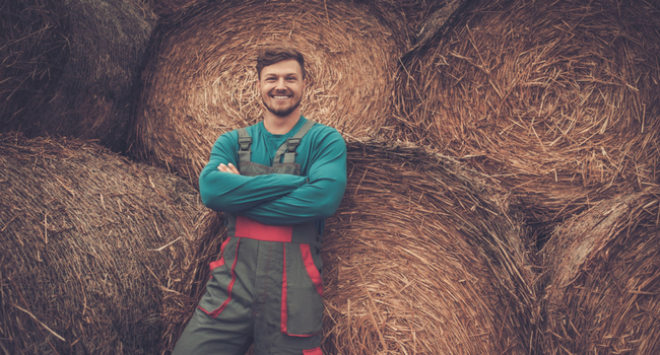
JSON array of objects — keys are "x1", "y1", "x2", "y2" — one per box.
[{"x1": 273, "y1": 96, "x2": 290, "y2": 99}]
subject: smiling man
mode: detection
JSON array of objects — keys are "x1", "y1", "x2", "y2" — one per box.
[{"x1": 172, "y1": 46, "x2": 347, "y2": 355}]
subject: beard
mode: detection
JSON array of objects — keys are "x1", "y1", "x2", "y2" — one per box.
[{"x1": 263, "y1": 94, "x2": 302, "y2": 117}]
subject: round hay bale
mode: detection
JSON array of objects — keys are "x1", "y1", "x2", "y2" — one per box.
[
  {"x1": 131, "y1": 0, "x2": 405, "y2": 185},
  {"x1": 0, "y1": 133, "x2": 202, "y2": 355},
  {"x1": 0, "y1": 0, "x2": 156, "y2": 152},
  {"x1": 395, "y1": 0, "x2": 660, "y2": 228},
  {"x1": 161, "y1": 139, "x2": 539, "y2": 354},
  {"x1": 540, "y1": 191, "x2": 660, "y2": 354}
]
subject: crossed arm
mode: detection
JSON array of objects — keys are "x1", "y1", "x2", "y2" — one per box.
[{"x1": 199, "y1": 130, "x2": 347, "y2": 225}]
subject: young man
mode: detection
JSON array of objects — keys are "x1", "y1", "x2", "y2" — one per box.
[{"x1": 172, "y1": 46, "x2": 347, "y2": 355}]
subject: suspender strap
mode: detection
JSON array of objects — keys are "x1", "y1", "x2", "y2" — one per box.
[
  {"x1": 237, "y1": 128, "x2": 252, "y2": 164},
  {"x1": 274, "y1": 120, "x2": 316, "y2": 164}
]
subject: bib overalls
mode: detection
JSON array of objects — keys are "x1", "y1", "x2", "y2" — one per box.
[{"x1": 173, "y1": 120, "x2": 324, "y2": 355}]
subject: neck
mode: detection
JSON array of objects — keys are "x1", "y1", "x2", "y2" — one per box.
[{"x1": 263, "y1": 109, "x2": 302, "y2": 135}]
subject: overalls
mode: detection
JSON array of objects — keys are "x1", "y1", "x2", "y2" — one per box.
[{"x1": 173, "y1": 120, "x2": 324, "y2": 355}]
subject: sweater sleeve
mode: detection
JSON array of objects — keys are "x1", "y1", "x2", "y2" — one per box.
[
  {"x1": 240, "y1": 130, "x2": 347, "y2": 225},
  {"x1": 199, "y1": 131, "x2": 307, "y2": 213}
]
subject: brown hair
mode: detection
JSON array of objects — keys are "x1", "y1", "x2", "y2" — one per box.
[{"x1": 256, "y1": 46, "x2": 306, "y2": 79}]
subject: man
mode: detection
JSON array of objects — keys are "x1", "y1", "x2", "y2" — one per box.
[{"x1": 172, "y1": 46, "x2": 347, "y2": 355}]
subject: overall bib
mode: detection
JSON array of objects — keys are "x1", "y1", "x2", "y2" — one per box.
[{"x1": 173, "y1": 120, "x2": 324, "y2": 355}]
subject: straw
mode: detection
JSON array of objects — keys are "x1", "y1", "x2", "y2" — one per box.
[
  {"x1": 0, "y1": 132, "x2": 203, "y2": 355},
  {"x1": 0, "y1": 0, "x2": 156, "y2": 152},
  {"x1": 395, "y1": 0, "x2": 660, "y2": 231},
  {"x1": 540, "y1": 190, "x2": 660, "y2": 354}
]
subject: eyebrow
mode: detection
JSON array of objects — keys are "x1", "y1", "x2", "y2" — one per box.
[{"x1": 264, "y1": 72, "x2": 299, "y2": 77}]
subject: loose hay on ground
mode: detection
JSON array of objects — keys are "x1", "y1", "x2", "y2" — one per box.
[
  {"x1": 162, "y1": 139, "x2": 539, "y2": 354},
  {"x1": 0, "y1": 0, "x2": 156, "y2": 152},
  {"x1": 131, "y1": 0, "x2": 405, "y2": 185},
  {"x1": 540, "y1": 191, "x2": 660, "y2": 355},
  {"x1": 395, "y1": 0, "x2": 660, "y2": 229},
  {"x1": 0, "y1": 133, "x2": 202, "y2": 355}
]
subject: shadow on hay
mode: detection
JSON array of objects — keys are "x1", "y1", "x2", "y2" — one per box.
[{"x1": 0, "y1": 0, "x2": 156, "y2": 153}]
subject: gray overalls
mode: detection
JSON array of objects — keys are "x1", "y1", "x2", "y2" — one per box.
[{"x1": 173, "y1": 120, "x2": 324, "y2": 355}]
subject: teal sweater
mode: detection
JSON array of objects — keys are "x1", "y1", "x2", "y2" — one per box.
[{"x1": 199, "y1": 116, "x2": 347, "y2": 233}]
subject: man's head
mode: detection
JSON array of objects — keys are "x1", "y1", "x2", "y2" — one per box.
[{"x1": 257, "y1": 46, "x2": 306, "y2": 118}]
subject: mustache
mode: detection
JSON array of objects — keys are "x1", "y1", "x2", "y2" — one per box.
[{"x1": 268, "y1": 89, "x2": 293, "y2": 96}]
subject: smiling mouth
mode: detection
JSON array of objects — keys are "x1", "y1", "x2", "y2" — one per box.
[{"x1": 272, "y1": 95, "x2": 291, "y2": 99}]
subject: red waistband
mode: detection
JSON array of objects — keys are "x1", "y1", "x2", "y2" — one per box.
[{"x1": 234, "y1": 216, "x2": 293, "y2": 242}]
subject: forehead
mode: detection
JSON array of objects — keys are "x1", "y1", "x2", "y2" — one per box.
[{"x1": 261, "y1": 59, "x2": 302, "y2": 77}]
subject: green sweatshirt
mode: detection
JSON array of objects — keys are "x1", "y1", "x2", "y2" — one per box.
[{"x1": 199, "y1": 116, "x2": 347, "y2": 233}]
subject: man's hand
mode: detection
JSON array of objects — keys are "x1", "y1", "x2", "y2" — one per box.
[{"x1": 218, "y1": 163, "x2": 240, "y2": 175}]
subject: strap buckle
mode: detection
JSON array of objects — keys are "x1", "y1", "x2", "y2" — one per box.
[
  {"x1": 238, "y1": 137, "x2": 252, "y2": 151},
  {"x1": 286, "y1": 137, "x2": 302, "y2": 152}
]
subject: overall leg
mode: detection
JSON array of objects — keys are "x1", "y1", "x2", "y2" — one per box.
[
  {"x1": 253, "y1": 242, "x2": 324, "y2": 355},
  {"x1": 173, "y1": 237, "x2": 257, "y2": 355}
]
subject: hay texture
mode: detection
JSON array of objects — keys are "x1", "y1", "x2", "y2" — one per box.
[
  {"x1": 354, "y1": 0, "x2": 451, "y2": 48},
  {"x1": 358, "y1": 0, "x2": 468, "y2": 51},
  {"x1": 540, "y1": 191, "x2": 660, "y2": 355},
  {"x1": 131, "y1": 0, "x2": 404, "y2": 185},
  {"x1": 0, "y1": 0, "x2": 156, "y2": 152},
  {"x1": 0, "y1": 133, "x2": 201, "y2": 355},
  {"x1": 144, "y1": 0, "x2": 200, "y2": 16},
  {"x1": 162, "y1": 139, "x2": 538, "y2": 354},
  {"x1": 395, "y1": 0, "x2": 660, "y2": 228}
]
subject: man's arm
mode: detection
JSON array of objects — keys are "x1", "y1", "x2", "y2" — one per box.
[
  {"x1": 240, "y1": 130, "x2": 347, "y2": 225},
  {"x1": 199, "y1": 131, "x2": 307, "y2": 213}
]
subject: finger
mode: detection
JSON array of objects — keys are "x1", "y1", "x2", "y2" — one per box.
[
  {"x1": 218, "y1": 164, "x2": 228, "y2": 172},
  {"x1": 228, "y1": 163, "x2": 240, "y2": 175}
]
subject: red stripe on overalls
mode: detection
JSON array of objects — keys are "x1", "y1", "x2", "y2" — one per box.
[
  {"x1": 235, "y1": 216, "x2": 292, "y2": 242},
  {"x1": 300, "y1": 244, "x2": 323, "y2": 296},
  {"x1": 302, "y1": 347, "x2": 322, "y2": 355},
  {"x1": 280, "y1": 244, "x2": 323, "y2": 337},
  {"x1": 281, "y1": 244, "x2": 290, "y2": 335},
  {"x1": 208, "y1": 237, "x2": 232, "y2": 274},
  {"x1": 198, "y1": 238, "x2": 241, "y2": 318}
]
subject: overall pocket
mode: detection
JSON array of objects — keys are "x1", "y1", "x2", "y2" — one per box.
[
  {"x1": 198, "y1": 237, "x2": 241, "y2": 318},
  {"x1": 281, "y1": 243, "x2": 324, "y2": 336}
]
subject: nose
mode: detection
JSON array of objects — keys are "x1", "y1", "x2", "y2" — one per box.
[{"x1": 275, "y1": 77, "x2": 287, "y2": 90}]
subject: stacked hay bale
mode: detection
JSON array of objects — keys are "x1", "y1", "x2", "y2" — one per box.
[
  {"x1": 395, "y1": 0, "x2": 660, "y2": 229},
  {"x1": 0, "y1": 0, "x2": 156, "y2": 152},
  {"x1": 131, "y1": 0, "x2": 406, "y2": 185},
  {"x1": 0, "y1": 133, "x2": 202, "y2": 355},
  {"x1": 163, "y1": 139, "x2": 539, "y2": 354},
  {"x1": 541, "y1": 191, "x2": 660, "y2": 354}
]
